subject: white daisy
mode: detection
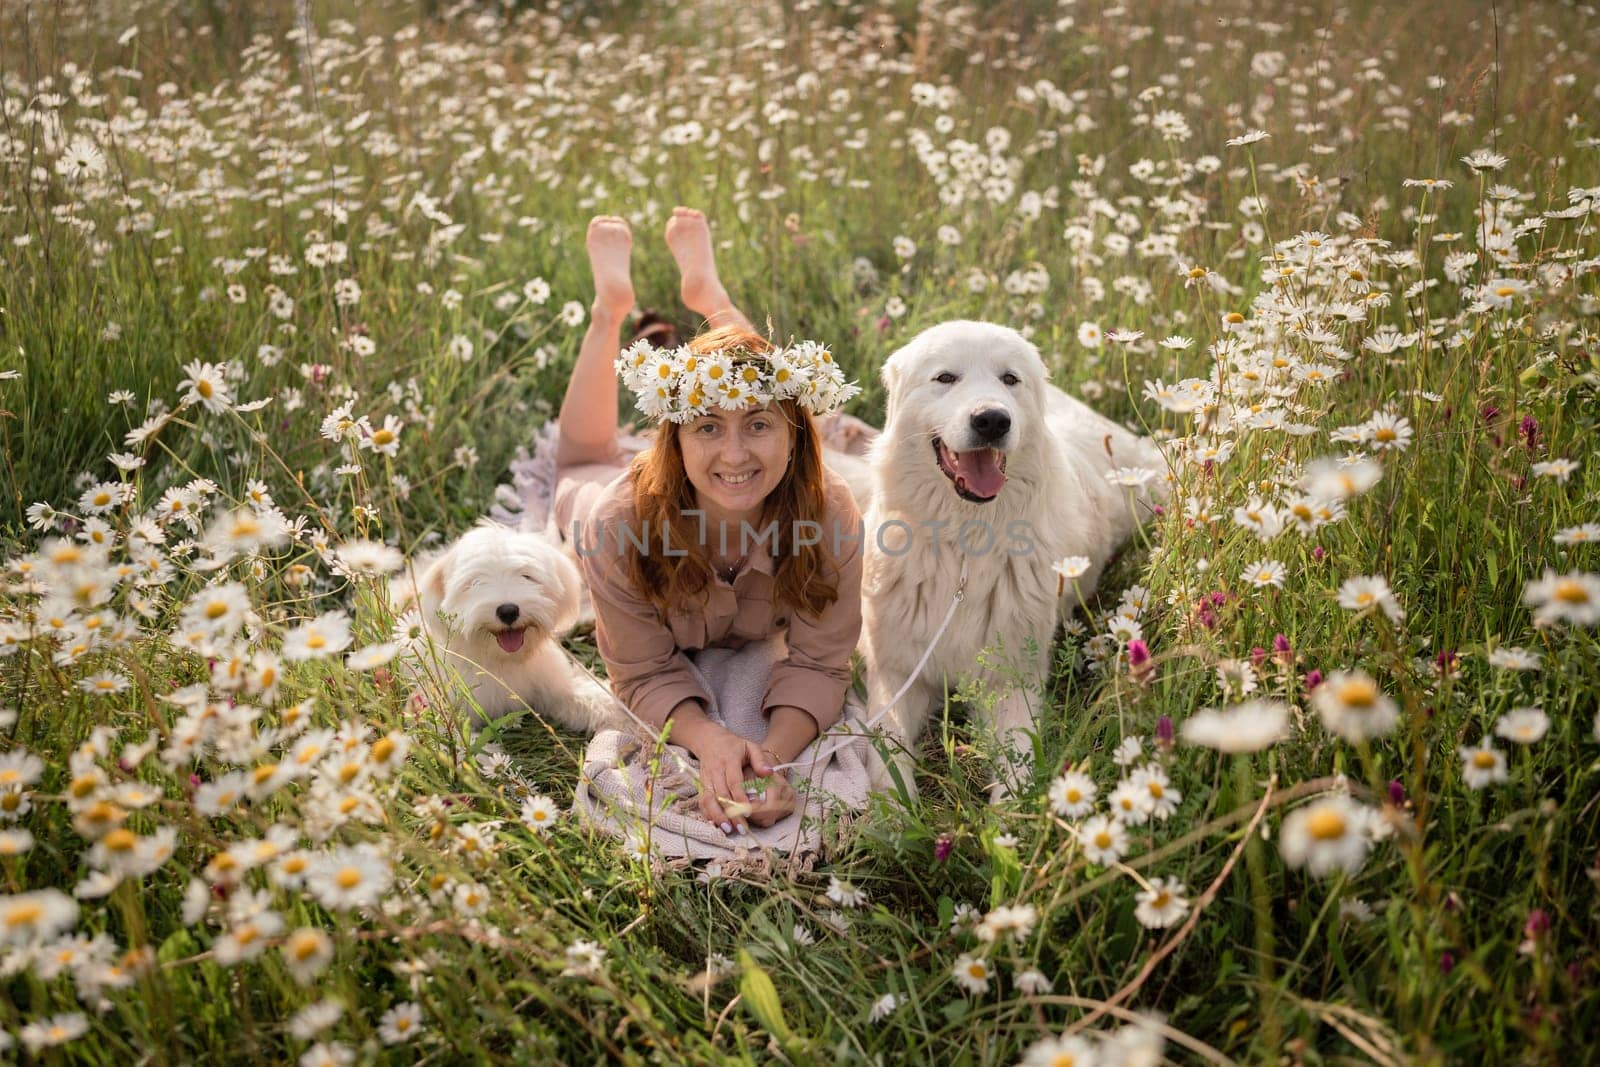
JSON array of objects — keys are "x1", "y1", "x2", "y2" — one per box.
[
  {"x1": 1311, "y1": 670, "x2": 1400, "y2": 743},
  {"x1": 1077, "y1": 815, "x2": 1129, "y2": 866},
  {"x1": 1280, "y1": 794, "x2": 1374, "y2": 877},
  {"x1": 1134, "y1": 876, "x2": 1190, "y2": 929},
  {"x1": 951, "y1": 952, "x2": 992, "y2": 995},
  {"x1": 1459, "y1": 742, "x2": 1509, "y2": 789},
  {"x1": 1048, "y1": 771, "x2": 1097, "y2": 818},
  {"x1": 1494, "y1": 707, "x2": 1549, "y2": 745}
]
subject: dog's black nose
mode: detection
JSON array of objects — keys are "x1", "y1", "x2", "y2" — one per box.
[
  {"x1": 970, "y1": 407, "x2": 1012, "y2": 442},
  {"x1": 495, "y1": 604, "x2": 520, "y2": 625}
]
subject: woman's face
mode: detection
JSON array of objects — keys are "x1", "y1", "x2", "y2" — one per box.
[{"x1": 678, "y1": 405, "x2": 794, "y2": 526}]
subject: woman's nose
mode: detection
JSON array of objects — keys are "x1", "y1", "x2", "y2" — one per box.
[{"x1": 718, "y1": 431, "x2": 753, "y2": 459}]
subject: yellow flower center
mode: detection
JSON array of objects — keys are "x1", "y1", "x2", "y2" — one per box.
[
  {"x1": 372, "y1": 429, "x2": 395, "y2": 447},
  {"x1": 1374, "y1": 428, "x2": 1397, "y2": 443},
  {"x1": 1064, "y1": 788, "x2": 1081, "y2": 804},
  {"x1": 307, "y1": 633, "x2": 327, "y2": 650},
  {"x1": 335, "y1": 867, "x2": 362, "y2": 890},
  {"x1": 1494, "y1": 286, "x2": 1515, "y2": 297},
  {"x1": 1093, "y1": 831, "x2": 1112, "y2": 849},
  {"x1": 253, "y1": 764, "x2": 278, "y2": 785},
  {"x1": 6, "y1": 903, "x2": 44, "y2": 927},
  {"x1": 102, "y1": 828, "x2": 137, "y2": 852},
  {"x1": 1338, "y1": 679, "x2": 1377, "y2": 709},
  {"x1": 1307, "y1": 810, "x2": 1347, "y2": 840},
  {"x1": 290, "y1": 933, "x2": 323, "y2": 960},
  {"x1": 1472, "y1": 751, "x2": 1498, "y2": 770},
  {"x1": 197, "y1": 380, "x2": 214, "y2": 398},
  {"x1": 205, "y1": 601, "x2": 228, "y2": 619},
  {"x1": 371, "y1": 738, "x2": 396, "y2": 764},
  {"x1": 1554, "y1": 580, "x2": 1590, "y2": 605}
]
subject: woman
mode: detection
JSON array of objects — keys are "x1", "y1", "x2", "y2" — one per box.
[{"x1": 548, "y1": 209, "x2": 866, "y2": 838}]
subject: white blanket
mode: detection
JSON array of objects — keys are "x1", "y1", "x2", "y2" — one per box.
[{"x1": 571, "y1": 631, "x2": 873, "y2": 871}]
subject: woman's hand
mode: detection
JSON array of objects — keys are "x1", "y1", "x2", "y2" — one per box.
[
  {"x1": 666, "y1": 707, "x2": 774, "y2": 834},
  {"x1": 743, "y1": 766, "x2": 797, "y2": 828}
]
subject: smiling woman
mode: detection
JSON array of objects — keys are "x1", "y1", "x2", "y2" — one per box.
[{"x1": 515, "y1": 208, "x2": 872, "y2": 843}]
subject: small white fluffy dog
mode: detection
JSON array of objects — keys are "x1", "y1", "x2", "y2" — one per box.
[
  {"x1": 860, "y1": 321, "x2": 1165, "y2": 800},
  {"x1": 398, "y1": 523, "x2": 621, "y2": 733}
]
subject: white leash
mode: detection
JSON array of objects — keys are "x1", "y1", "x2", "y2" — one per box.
[{"x1": 770, "y1": 556, "x2": 969, "y2": 772}]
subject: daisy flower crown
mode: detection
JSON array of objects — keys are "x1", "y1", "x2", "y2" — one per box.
[{"x1": 614, "y1": 336, "x2": 861, "y2": 424}]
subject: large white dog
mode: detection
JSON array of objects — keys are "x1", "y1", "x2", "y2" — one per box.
[
  {"x1": 859, "y1": 321, "x2": 1165, "y2": 800},
  {"x1": 398, "y1": 523, "x2": 621, "y2": 734}
]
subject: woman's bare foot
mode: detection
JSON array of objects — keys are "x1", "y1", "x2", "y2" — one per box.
[
  {"x1": 664, "y1": 207, "x2": 734, "y2": 322},
  {"x1": 586, "y1": 215, "x2": 634, "y2": 320}
]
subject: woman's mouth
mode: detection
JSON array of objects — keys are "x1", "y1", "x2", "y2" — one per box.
[{"x1": 715, "y1": 470, "x2": 758, "y2": 487}]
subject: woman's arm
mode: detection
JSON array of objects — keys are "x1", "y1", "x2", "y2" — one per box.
[{"x1": 759, "y1": 705, "x2": 820, "y2": 764}]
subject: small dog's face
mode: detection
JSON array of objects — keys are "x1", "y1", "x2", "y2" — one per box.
[
  {"x1": 420, "y1": 525, "x2": 581, "y2": 655},
  {"x1": 879, "y1": 321, "x2": 1049, "y2": 504}
]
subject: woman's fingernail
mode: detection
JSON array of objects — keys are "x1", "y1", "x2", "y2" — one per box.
[
  {"x1": 746, "y1": 790, "x2": 759, "y2": 800},
  {"x1": 736, "y1": 824, "x2": 749, "y2": 836},
  {"x1": 720, "y1": 822, "x2": 733, "y2": 834},
  {"x1": 759, "y1": 791, "x2": 767, "y2": 801}
]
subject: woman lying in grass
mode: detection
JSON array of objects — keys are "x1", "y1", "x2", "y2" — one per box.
[{"x1": 543, "y1": 208, "x2": 867, "y2": 838}]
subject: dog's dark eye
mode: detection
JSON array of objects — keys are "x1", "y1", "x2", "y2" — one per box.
[
  {"x1": 520, "y1": 574, "x2": 537, "y2": 582},
  {"x1": 934, "y1": 371, "x2": 959, "y2": 384},
  {"x1": 1001, "y1": 372, "x2": 1020, "y2": 386}
]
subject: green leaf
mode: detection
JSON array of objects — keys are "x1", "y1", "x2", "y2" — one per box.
[
  {"x1": 737, "y1": 950, "x2": 793, "y2": 1045},
  {"x1": 158, "y1": 928, "x2": 196, "y2": 966}
]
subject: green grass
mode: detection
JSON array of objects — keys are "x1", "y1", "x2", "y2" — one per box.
[{"x1": 2, "y1": 0, "x2": 1599, "y2": 1062}]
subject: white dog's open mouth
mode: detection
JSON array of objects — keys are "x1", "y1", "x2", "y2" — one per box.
[
  {"x1": 933, "y1": 437, "x2": 1008, "y2": 502},
  {"x1": 491, "y1": 626, "x2": 529, "y2": 653}
]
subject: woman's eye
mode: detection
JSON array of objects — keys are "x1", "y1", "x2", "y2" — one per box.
[
  {"x1": 1001, "y1": 372, "x2": 1020, "y2": 386},
  {"x1": 935, "y1": 371, "x2": 959, "y2": 384},
  {"x1": 749, "y1": 420, "x2": 770, "y2": 432}
]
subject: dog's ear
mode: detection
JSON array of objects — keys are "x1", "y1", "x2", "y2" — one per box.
[
  {"x1": 544, "y1": 550, "x2": 584, "y2": 636},
  {"x1": 417, "y1": 546, "x2": 454, "y2": 616},
  {"x1": 878, "y1": 340, "x2": 915, "y2": 425}
]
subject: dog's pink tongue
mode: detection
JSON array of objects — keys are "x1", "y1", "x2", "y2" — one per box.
[
  {"x1": 953, "y1": 448, "x2": 1006, "y2": 497},
  {"x1": 495, "y1": 629, "x2": 525, "y2": 654}
]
